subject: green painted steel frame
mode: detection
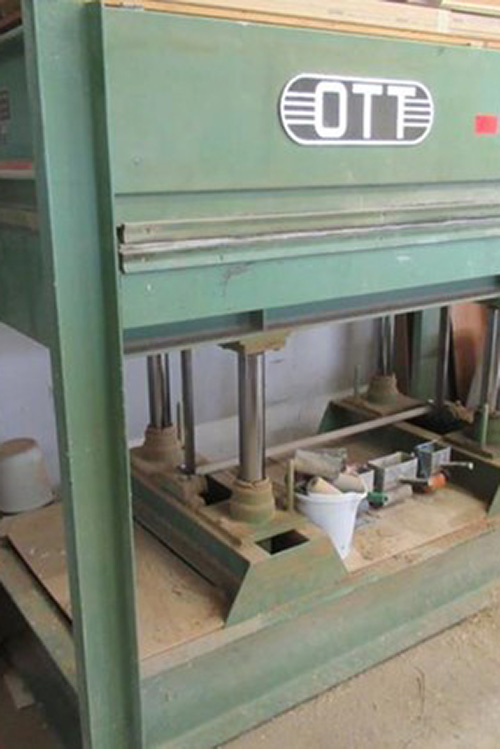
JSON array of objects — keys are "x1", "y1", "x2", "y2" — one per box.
[
  {"x1": 3, "y1": 515, "x2": 500, "y2": 748},
  {"x1": 20, "y1": 1, "x2": 143, "y2": 747},
  {"x1": 4, "y1": 3, "x2": 500, "y2": 747}
]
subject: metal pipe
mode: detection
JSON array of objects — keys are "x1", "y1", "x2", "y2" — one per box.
[
  {"x1": 379, "y1": 315, "x2": 395, "y2": 375},
  {"x1": 435, "y1": 307, "x2": 451, "y2": 407},
  {"x1": 147, "y1": 353, "x2": 172, "y2": 429},
  {"x1": 147, "y1": 355, "x2": 164, "y2": 429},
  {"x1": 238, "y1": 351, "x2": 266, "y2": 483},
  {"x1": 163, "y1": 353, "x2": 172, "y2": 426},
  {"x1": 181, "y1": 350, "x2": 196, "y2": 475},
  {"x1": 480, "y1": 307, "x2": 499, "y2": 409},
  {"x1": 196, "y1": 404, "x2": 431, "y2": 477},
  {"x1": 386, "y1": 315, "x2": 395, "y2": 374}
]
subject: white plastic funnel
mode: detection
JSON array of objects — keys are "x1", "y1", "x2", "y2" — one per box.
[{"x1": 296, "y1": 490, "x2": 366, "y2": 559}]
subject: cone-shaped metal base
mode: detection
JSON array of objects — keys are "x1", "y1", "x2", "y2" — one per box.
[{"x1": 230, "y1": 477, "x2": 276, "y2": 524}]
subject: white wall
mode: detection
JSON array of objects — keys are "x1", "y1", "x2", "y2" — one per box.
[{"x1": 0, "y1": 319, "x2": 377, "y2": 482}]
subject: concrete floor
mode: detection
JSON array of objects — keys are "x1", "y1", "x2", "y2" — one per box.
[{"x1": 3, "y1": 587, "x2": 500, "y2": 748}]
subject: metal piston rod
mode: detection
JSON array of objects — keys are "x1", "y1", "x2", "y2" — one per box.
[
  {"x1": 181, "y1": 349, "x2": 196, "y2": 475},
  {"x1": 147, "y1": 353, "x2": 172, "y2": 429},
  {"x1": 379, "y1": 315, "x2": 395, "y2": 375},
  {"x1": 230, "y1": 348, "x2": 275, "y2": 524},
  {"x1": 238, "y1": 351, "x2": 266, "y2": 483}
]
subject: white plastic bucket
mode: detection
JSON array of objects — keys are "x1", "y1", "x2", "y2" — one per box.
[
  {"x1": 296, "y1": 490, "x2": 366, "y2": 559},
  {"x1": 0, "y1": 438, "x2": 53, "y2": 514}
]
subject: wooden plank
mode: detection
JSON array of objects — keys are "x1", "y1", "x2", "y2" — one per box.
[
  {"x1": 451, "y1": 303, "x2": 488, "y2": 404},
  {"x1": 104, "y1": 0, "x2": 500, "y2": 47},
  {"x1": 7, "y1": 504, "x2": 225, "y2": 662},
  {"x1": 345, "y1": 487, "x2": 487, "y2": 571}
]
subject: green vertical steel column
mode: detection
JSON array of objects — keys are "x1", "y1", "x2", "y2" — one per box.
[
  {"x1": 21, "y1": 1, "x2": 143, "y2": 747},
  {"x1": 410, "y1": 309, "x2": 441, "y2": 400}
]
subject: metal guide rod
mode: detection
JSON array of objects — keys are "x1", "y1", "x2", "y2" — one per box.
[
  {"x1": 379, "y1": 315, "x2": 395, "y2": 375},
  {"x1": 480, "y1": 307, "x2": 499, "y2": 409},
  {"x1": 181, "y1": 350, "x2": 196, "y2": 474},
  {"x1": 238, "y1": 351, "x2": 266, "y2": 483},
  {"x1": 435, "y1": 306, "x2": 451, "y2": 406},
  {"x1": 196, "y1": 404, "x2": 430, "y2": 476},
  {"x1": 147, "y1": 353, "x2": 172, "y2": 429}
]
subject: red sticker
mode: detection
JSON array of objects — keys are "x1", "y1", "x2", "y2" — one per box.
[{"x1": 475, "y1": 114, "x2": 499, "y2": 135}]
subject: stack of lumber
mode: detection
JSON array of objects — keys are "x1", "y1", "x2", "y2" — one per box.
[{"x1": 105, "y1": 0, "x2": 500, "y2": 47}]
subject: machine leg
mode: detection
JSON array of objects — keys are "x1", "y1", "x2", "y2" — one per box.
[{"x1": 22, "y1": 2, "x2": 143, "y2": 746}]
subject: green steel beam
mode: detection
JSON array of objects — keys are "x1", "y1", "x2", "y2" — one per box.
[
  {"x1": 122, "y1": 238, "x2": 500, "y2": 332},
  {"x1": 22, "y1": 2, "x2": 143, "y2": 747},
  {"x1": 141, "y1": 524, "x2": 500, "y2": 747}
]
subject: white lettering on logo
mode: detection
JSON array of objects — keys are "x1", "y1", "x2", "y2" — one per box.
[{"x1": 280, "y1": 74, "x2": 434, "y2": 146}]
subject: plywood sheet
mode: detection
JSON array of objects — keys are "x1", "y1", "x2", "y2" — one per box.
[
  {"x1": 451, "y1": 303, "x2": 488, "y2": 404},
  {"x1": 7, "y1": 504, "x2": 225, "y2": 661},
  {"x1": 346, "y1": 487, "x2": 487, "y2": 571}
]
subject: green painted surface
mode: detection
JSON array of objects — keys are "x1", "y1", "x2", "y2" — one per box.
[
  {"x1": 0, "y1": 29, "x2": 32, "y2": 160},
  {"x1": 410, "y1": 309, "x2": 442, "y2": 400},
  {"x1": 122, "y1": 238, "x2": 500, "y2": 331},
  {"x1": 3, "y1": 4, "x2": 500, "y2": 747},
  {"x1": 0, "y1": 227, "x2": 50, "y2": 343},
  {"x1": 105, "y1": 10, "x2": 500, "y2": 198},
  {"x1": 21, "y1": 2, "x2": 143, "y2": 747},
  {"x1": 142, "y1": 526, "x2": 500, "y2": 747}
]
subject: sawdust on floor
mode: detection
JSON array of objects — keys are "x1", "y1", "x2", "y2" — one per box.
[
  {"x1": 224, "y1": 587, "x2": 500, "y2": 749},
  {"x1": 3, "y1": 588, "x2": 500, "y2": 748}
]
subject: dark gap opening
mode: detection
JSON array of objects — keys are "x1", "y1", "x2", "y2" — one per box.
[
  {"x1": 202, "y1": 476, "x2": 232, "y2": 506},
  {"x1": 257, "y1": 530, "x2": 308, "y2": 556}
]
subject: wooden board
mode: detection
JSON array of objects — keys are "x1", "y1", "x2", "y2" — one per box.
[
  {"x1": 451, "y1": 303, "x2": 488, "y2": 404},
  {"x1": 7, "y1": 503, "x2": 225, "y2": 662},
  {"x1": 104, "y1": 0, "x2": 500, "y2": 47},
  {"x1": 345, "y1": 487, "x2": 487, "y2": 571}
]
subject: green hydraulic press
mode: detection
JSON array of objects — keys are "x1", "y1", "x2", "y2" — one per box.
[{"x1": 3, "y1": 2, "x2": 500, "y2": 747}]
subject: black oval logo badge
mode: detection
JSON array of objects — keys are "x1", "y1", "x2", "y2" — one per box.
[{"x1": 280, "y1": 74, "x2": 434, "y2": 146}]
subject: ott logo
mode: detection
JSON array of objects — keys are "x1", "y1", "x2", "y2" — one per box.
[{"x1": 280, "y1": 74, "x2": 434, "y2": 146}]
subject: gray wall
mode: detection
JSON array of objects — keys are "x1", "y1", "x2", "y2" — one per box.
[{"x1": 0, "y1": 320, "x2": 377, "y2": 482}]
